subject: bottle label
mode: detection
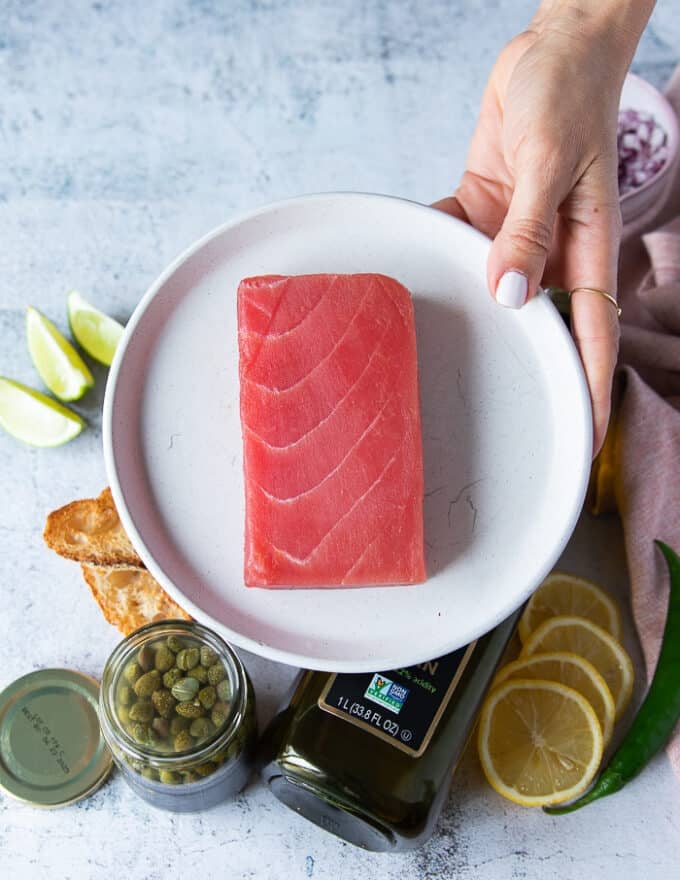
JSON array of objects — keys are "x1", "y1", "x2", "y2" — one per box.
[{"x1": 318, "y1": 642, "x2": 476, "y2": 757}]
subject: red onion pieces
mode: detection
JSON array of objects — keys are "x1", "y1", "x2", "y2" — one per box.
[{"x1": 618, "y1": 108, "x2": 668, "y2": 195}]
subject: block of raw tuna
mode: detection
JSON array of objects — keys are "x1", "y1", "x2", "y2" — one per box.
[{"x1": 237, "y1": 273, "x2": 426, "y2": 587}]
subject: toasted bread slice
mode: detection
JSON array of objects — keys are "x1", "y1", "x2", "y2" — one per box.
[
  {"x1": 81, "y1": 565, "x2": 191, "y2": 634},
  {"x1": 44, "y1": 487, "x2": 144, "y2": 569}
]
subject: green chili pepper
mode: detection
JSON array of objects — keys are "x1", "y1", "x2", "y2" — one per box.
[{"x1": 546, "y1": 540, "x2": 680, "y2": 814}]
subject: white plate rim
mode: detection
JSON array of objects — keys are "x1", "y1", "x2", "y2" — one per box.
[{"x1": 103, "y1": 191, "x2": 592, "y2": 670}]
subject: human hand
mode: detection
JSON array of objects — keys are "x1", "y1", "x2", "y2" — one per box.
[{"x1": 434, "y1": 3, "x2": 653, "y2": 455}]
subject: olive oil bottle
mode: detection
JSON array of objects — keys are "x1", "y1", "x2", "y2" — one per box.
[{"x1": 259, "y1": 609, "x2": 521, "y2": 851}]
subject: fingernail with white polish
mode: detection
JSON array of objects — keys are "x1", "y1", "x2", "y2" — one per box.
[{"x1": 496, "y1": 271, "x2": 528, "y2": 309}]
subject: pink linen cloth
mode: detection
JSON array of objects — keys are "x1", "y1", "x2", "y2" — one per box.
[{"x1": 594, "y1": 66, "x2": 680, "y2": 777}]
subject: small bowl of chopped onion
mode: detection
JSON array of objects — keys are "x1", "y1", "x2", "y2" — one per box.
[{"x1": 618, "y1": 73, "x2": 679, "y2": 225}]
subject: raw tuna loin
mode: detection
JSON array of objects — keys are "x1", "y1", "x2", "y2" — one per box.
[{"x1": 237, "y1": 273, "x2": 426, "y2": 588}]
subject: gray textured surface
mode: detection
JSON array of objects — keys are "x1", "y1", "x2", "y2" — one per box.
[{"x1": 1, "y1": 2, "x2": 679, "y2": 878}]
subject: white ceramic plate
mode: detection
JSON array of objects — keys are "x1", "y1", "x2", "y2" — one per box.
[{"x1": 104, "y1": 193, "x2": 591, "y2": 671}]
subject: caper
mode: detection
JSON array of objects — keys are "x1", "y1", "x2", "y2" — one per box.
[
  {"x1": 129, "y1": 701, "x2": 154, "y2": 723},
  {"x1": 152, "y1": 688, "x2": 176, "y2": 719},
  {"x1": 191, "y1": 664, "x2": 209, "y2": 684},
  {"x1": 182, "y1": 771, "x2": 199, "y2": 783},
  {"x1": 159, "y1": 769, "x2": 181, "y2": 784},
  {"x1": 207, "y1": 662, "x2": 227, "y2": 685},
  {"x1": 211, "y1": 701, "x2": 231, "y2": 728},
  {"x1": 154, "y1": 645, "x2": 175, "y2": 672},
  {"x1": 176, "y1": 647, "x2": 200, "y2": 671},
  {"x1": 170, "y1": 716, "x2": 190, "y2": 735},
  {"x1": 175, "y1": 701, "x2": 204, "y2": 719},
  {"x1": 141, "y1": 767, "x2": 158, "y2": 781},
  {"x1": 137, "y1": 644, "x2": 154, "y2": 672},
  {"x1": 152, "y1": 717, "x2": 170, "y2": 738},
  {"x1": 194, "y1": 761, "x2": 216, "y2": 777},
  {"x1": 198, "y1": 685, "x2": 216, "y2": 710},
  {"x1": 174, "y1": 730, "x2": 193, "y2": 752},
  {"x1": 200, "y1": 645, "x2": 218, "y2": 667},
  {"x1": 117, "y1": 683, "x2": 133, "y2": 706},
  {"x1": 162, "y1": 667, "x2": 183, "y2": 688},
  {"x1": 216, "y1": 680, "x2": 231, "y2": 702},
  {"x1": 117, "y1": 705, "x2": 130, "y2": 725},
  {"x1": 189, "y1": 717, "x2": 214, "y2": 739},
  {"x1": 131, "y1": 722, "x2": 149, "y2": 744},
  {"x1": 171, "y1": 677, "x2": 199, "y2": 703},
  {"x1": 123, "y1": 661, "x2": 141, "y2": 684},
  {"x1": 166, "y1": 635, "x2": 184, "y2": 653},
  {"x1": 134, "y1": 669, "x2": 161, "y2": 697}
]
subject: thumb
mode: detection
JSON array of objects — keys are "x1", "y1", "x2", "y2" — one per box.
[
  {"x1": 488, "y1": 166, "x2": 564, "y2": 309},
  {"x1": 430, "y1": 196, "x2": 469, "y2": 224}
]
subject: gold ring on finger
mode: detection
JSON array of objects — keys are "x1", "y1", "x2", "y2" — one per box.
[{"x1": 568, "y1": 287, "x2": 622, "y2": 318}]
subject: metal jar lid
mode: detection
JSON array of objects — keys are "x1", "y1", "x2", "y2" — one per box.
[{"x1": 0, "y1": 668, "x2": 112, "y2": 808}]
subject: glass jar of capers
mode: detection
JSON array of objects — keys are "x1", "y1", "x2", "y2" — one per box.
[{"x1": 99, "y1": 620, "x2": 257, "y2": 811}]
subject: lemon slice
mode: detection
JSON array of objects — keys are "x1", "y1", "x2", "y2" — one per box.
[
  {"x1": 477, "y1": 678, "x2": 603, "y2": 806},
  {"x1": 0, "y1": 378, "x2": 84, "y2": 446},
  {"x1": 521, "y1": 616, "x2": 634, "y2": 719},
  {"x1": 519, "y1": 572, "x2": 621, "y2": 644},
  {"x1": 493, "y1": 652, "x2": 615, "y2": 746},
  {"x1": 26, "y1": 306, "x2": 94, "y2": 401},
  {"x1": 67, "y1": 291, "x2": 124, "y2": 366}
]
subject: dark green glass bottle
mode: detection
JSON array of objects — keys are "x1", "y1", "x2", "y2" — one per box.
[{"x1": 259, "y1": 609, "x2": 521, "y2": 851}]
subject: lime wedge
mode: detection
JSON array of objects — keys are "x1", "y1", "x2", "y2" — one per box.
[
  {"x1": 0, "y1": 378, "x2": 85, "y2": 446},
  {"x1": 26, "y1": 306, "x2": 94, "y2": 401},
  {"x1": 67, "y1": 291, "x2": 125, "y2": 367}
]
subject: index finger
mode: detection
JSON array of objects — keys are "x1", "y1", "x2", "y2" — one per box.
[
  {"x1": 569, "y1": 292, "x2": 620, "y2": 457},
  {"x1": 558, "y1": 158, "x2": 622, "y2": 456}
]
